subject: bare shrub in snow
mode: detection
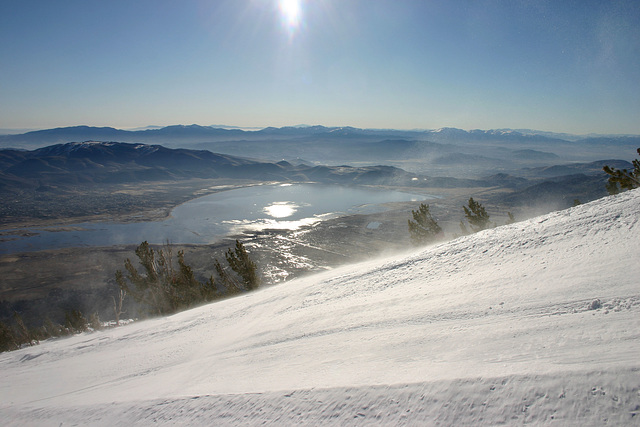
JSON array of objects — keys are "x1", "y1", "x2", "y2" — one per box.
[
  {"x1": 112, "y1": 288, "x2": 127, "y2": 326},
  {"x1": 65, "y1": 310, "x2": 88, "y2": 334},
  {"x1": 588, "y1": 299, "x2": 602, "y2": 310}
]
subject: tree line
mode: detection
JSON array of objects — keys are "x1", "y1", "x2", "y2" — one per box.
[
  {"x1": 409, "y1": 147, "x2": 640, "y2": 245},
  {"x1": 0, "y1": 239, "x2": 259, "y2": 353},
  {"x1": 408, "y1": 197, "x2": 515, "y2": 245},
  {"x1": 115, "y1": 239, "x2": 259, "y2": 317}
]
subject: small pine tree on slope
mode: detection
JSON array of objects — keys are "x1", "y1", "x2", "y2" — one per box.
[
  {"x1": 603, "y1": 148, "x2": 640, "y2": 195},
  {"x1": 225, "y1": 240, "x2": 260, "y2": 291},
  {"x1": 462, "y1": 197, "x2": 493, "y2": 233},
  {"x1": 408, "y1": 203, "x2": 443, "y2": 245},
  {"x1": 115, "y1": 241, "x2": 217, "y2": 316}
]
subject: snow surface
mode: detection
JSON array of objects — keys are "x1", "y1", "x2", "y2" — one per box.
[{"x1": 1, "y1": 190, "x2": 639, "y2": 426}]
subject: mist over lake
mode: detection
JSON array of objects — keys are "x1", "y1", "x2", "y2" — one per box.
[{"x1": 1, "y1": 184, "x2": 431, "y2": 254}]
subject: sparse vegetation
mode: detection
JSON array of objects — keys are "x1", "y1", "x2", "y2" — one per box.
[
  {"x1": 0, "y1": 310, "x2": 88, "y2": 353},
  {"x1": 112, "y1": 289, "x2": 127, "y2": 326},
  {"x1": 462, "y1": 198, "x2": 493, "y2": 233},
  {"x1": 0, "y1": 239, "x2": 261, "y2": 354},
  {"x1": 603, "y1": 148, "x2": 640, "y2": 195},
  {"x1": 12, "y1": 312, "x2": 38, "y2": 347},
  {"x1": 408, "y1": 203, "x2": 443, "y2": 245},
  {"x1": 115, "y1": 239, "x2": 260, "y2": 317},
  {"x1": 0, "y1": 320, "x2": 18, "y2": 352},
  {"x1": 65, "y1": 309, "x2": 89, "y2": 334},
  {"x1": 42, "y1": 317, "x2": 65, "y2": 338},
  {"x1": 115, "y1": 241, "x2": 218, "y2": 316},
  {"x1": 223, "y1": 240, "x2": 261, "y2": 291}
]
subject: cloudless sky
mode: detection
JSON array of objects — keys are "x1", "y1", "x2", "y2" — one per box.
[{"x1": 1, "y1": 0, "x2": 639, "y2": 134}]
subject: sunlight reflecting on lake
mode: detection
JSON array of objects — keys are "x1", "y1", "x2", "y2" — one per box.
[
  {"x1": 264, "y1": 201, "x2": 299, "y2": 218},
  {"x1": 0, "y1": 184, "x2": 435, "y2": 254}
]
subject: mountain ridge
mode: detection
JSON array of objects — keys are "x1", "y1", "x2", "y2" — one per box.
[
  {"x1": 2, "y1": 124, "x2": 639, "y2": 150},
  {"x1": 2, "y1": 125, "x2": 637, "y2": 180},
  {"x1": 0, "y1": 141, "x2": 428, "y2": 191}
]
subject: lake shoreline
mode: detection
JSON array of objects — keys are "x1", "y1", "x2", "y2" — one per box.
[
  {"x1": 0, "y1": 180, "x2": 268, "y2": 231},
  {"x1": 0, "y1": 183, "x2": 434, "y2": 255}
]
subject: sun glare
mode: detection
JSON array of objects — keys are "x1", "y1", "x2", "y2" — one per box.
[
  {"x1": 279, "y1": 0, "x2": 301, "y2": 32},
  {"x1": 264, "y1": 201, "x2": 298, "y2": 218}
]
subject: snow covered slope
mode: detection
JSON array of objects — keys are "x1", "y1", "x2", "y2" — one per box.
[{"x1": 1, "y1": 190, "x2": 639, "y2": 426}]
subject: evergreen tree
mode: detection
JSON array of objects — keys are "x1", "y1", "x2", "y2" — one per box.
[
  {"x1": 116, "y1": 241, "x2": 219, "y2": 316},
  {"x1": 506, "y1": 211, "x2": 516, "y2": 225},
  {"x1": 14, "y1": 312, "x2": 37, "y2": 346},
  {"x1": 174, "y1": 250, "x2": 209, "y2": 307},
  {"x1": 603, "y1": 148, "x2": 640, "y2": 194},
  {"x1": 408, "y1": 203, "x2": 443, "y2": 245},
  {"x1": 225, "y1": 240, "x2": 260, "y2": 291},
  {"x1": 0, "y1": 320, "x2": 18, "y2": 352},
  {"x1": 214, "y1": 258, "x2": 243, "y2": 295},
  {"x1": 462, "y1": 197, "x2": 493, "y2": 232},
  {"x1": 89, "y1": 313, "x2": 102, "y2": 331},
  {"x1": 605, "y1": 179, "x2": 621, "y2": 195},
  {"x1": 200, "y1": 275, "x2": 219, "y2": 302},
  {"x1": 64, "y1": 310, "x2": 88, "y2": 334},
  {"x1": 115, "y1": 242, "x2": 171, "y2": 316},
  {"x1": 42, "y1": 317, "x2": 65, "y2": 338}
]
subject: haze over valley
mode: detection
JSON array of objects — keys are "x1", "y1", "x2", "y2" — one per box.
[{"x1": 0, "y1": 123, "x2": 636, "y2": 331}]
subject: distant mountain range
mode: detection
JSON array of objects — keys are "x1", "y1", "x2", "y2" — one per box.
[
  {"x1": 2, "y1": 125, "x2": 637, "y2": 178},
  {"x1": 0, "y1": 141, "x2": 428, "y2": 193},
  {"x1": 2, "y1": 124, "x2": 638, "y2": 148}
]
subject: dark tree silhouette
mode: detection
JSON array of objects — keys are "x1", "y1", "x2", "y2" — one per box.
[
  {"x1": 603, "y1": 148, "x2": 640, "y2": 195},
  {"x1": 408, "y1": 203, "x2": 443, "y2": 245},
  {"x1": 225, "y1": 240, "x2": 260, "y2": 291},
  {"x1": 462, "y1": 197, "x2": 493, "y2": 232},
  {"x1": 115, "y1": 241, "x2": 217, "y2": 316}
]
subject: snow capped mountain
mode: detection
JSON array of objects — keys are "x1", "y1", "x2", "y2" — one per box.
[
  {"x1": 431, "y1": 126, "x2": 471, "y2": 137},
  {"x1": 33, "y1": 140, "x2": 156, "y2": 157},
  {"x1": 1, "y1": 190, "x2": 639, "y2": 425},
  {"x1": 428, "y1": 127, "x2": 565, "y2": 143}
]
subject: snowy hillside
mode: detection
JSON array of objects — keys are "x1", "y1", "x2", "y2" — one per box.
[{"x1": 1, "y1": 190, "x2": 639, "y2": 426}]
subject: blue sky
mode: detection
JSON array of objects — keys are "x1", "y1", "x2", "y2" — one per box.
[{"x1": 1, "y1": 0, "x2": 639, "y2": 134}]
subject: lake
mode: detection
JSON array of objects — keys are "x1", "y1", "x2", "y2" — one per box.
[{"x1": 0, "y1": 183, "x2": 433, "y2": 254}]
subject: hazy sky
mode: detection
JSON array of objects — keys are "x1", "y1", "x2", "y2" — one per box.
[{"x1": 1, "y1": 0, "x2": 639, "y2": 134}]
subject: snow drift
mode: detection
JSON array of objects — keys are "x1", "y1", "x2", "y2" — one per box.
[{"x1": 1, "y1": 190, "x2": 639, "y2": 425}]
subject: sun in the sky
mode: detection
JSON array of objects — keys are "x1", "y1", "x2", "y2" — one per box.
[{"x1": 279, "y1": 0, "x2": 302, "y2": 33}]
